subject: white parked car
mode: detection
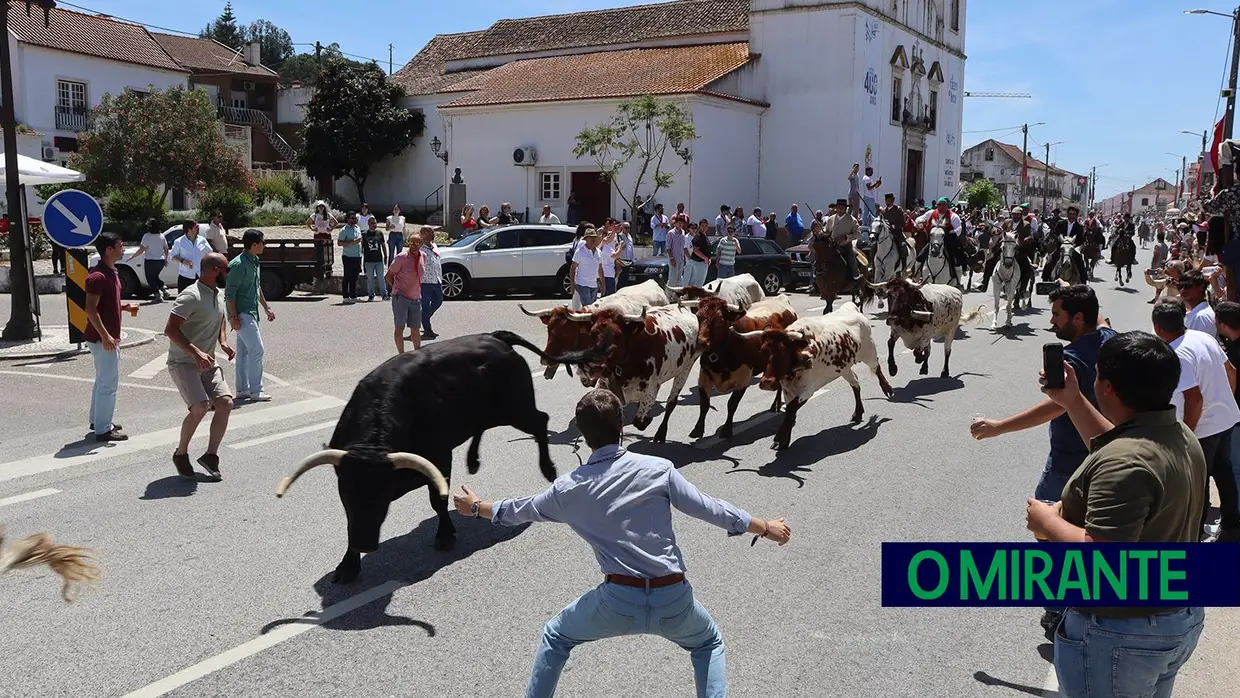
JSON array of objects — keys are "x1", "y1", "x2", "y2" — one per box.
[
  {"x1": 88, "y1": 225, "x2": 183, "y2": 298},
  {"x1": 439, "y1": 224, "x2": 578, "y2": 300}
]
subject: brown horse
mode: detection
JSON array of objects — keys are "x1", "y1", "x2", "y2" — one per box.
[{"x1": 809, "y1": 234, "x2": 869, "y2": 315}]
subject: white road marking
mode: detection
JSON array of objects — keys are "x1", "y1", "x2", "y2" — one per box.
[
  {"x1": 0, "y1": 369, "x2": 179, "y2": 393},
  {"x1": 1041, "y1": 665, "x2": 1060, "y2": 696},
  {"x1": 229, "y1": 420, "x2": 336, "y2": 450},
  {"x1": 262, "y1": 372, "x2": 290, "y2": 387},
  {"x1": 0, "y1": 488, "x2": 61, "y2": 508},
  {"x1": 119, "y1": 580, "x2": 402, "y2": 698},
  {"x1": 128, "y1": 354, "x2": 167, "y2": 380},
  {"x1": 0, "y1": 396, "x2": 345, "y2": 483},
  {"x1": 808, "y1": 304, "x2": 826, "y2": 312},
  {"x1": 694, "y1": 384, "x2": 832, "y2": 449}
]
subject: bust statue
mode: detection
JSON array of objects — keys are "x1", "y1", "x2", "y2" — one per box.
[{"x1": 451, "y1": 168, "x2": 464, "y2": 184}]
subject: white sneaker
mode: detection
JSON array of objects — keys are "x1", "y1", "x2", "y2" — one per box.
[{"x1": 250, "y1": 393, "x2": 273, "y2": 402}]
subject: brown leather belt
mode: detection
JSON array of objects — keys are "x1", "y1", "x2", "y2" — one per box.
[{"x1": 605, "y1": 573, "x2": 685, "y2": 589}]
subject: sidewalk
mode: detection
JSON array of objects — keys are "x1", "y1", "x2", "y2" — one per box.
[{"x1": 0, "y1": 325, "x2": 157, "y2": 360}]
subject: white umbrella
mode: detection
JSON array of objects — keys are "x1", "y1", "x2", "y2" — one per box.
[{"x1": 0, "y1": 152, "x2": 85, "y2": 186}]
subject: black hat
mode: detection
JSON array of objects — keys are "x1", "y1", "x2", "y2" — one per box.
[{"x1": 834, "y1": 198, "x2": 848, "y2": 207}]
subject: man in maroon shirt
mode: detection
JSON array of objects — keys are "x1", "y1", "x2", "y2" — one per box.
[{"x1": 85, "y1": 232, "x2": 139, "y2": 442}]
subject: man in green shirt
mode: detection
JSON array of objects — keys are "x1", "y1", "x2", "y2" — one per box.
[
  {"x1": 225, "y1": 230, "x2": 276, "y2": 402},
  {"x1": 1032, "y1": 330, "x2": 1206, "y2": 698}
]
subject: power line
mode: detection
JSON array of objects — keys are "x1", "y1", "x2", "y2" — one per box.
[{"x1": 962, "y1": 125, "x2": 1026, "y2": 134}]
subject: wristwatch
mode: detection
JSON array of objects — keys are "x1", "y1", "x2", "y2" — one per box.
[{"x1": 469, "y1": 501, "x2": 480, "y2": 518}]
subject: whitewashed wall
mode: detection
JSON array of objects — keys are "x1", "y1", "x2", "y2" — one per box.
[
  {"x1": 275, "y1": 86, "x2": 314, "y2": 124},
  {"x1": 13, "y1": 43, "x2": 187, "y2": 139},
  {"x1": 687, "y1": 98, "x2": 763, "y2": 214},
  {"x1": 331, "y1": 94, "x2": 447, "y2": 210}
]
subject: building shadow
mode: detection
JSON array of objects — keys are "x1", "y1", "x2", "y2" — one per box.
[
  {"x1": 972, "y1": 671, "x2": 1052, "y2": 696},
  {"x1": 724, "y1": 415, "x2": 889, "y2": 487},
  {"x1": 140, "y1": 475, "x2": 212, "y2": 499},
  {"x1": 260, "y1": 516, "x2": 529, "y2": 635}
]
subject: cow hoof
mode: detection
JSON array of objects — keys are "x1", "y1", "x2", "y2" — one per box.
[
  {"x1": 688, "y1": 426, "x2": 705, "y2": 439},
  {"x1": 881, "y1": 384, "x2": 895, "y2": 399},
  {"x1": 715, "y1": 424, "x2": 734, "y2": 439},
  {"x1": 770, "y1": 440, "x2": 787, "y2": 451},
  {"x1": 651, "y1": 428, "x2": 668, "y2": 444},
  {"x1": 433, "y1": 535, "x2": 456, "y2": 552},
  {"x1": 467, "y1": 456, "x2": 481, "y2": 475},
  {"x1": 919, "y1": 364, "x2": 929, "y2": 375},
  {"x1": 332, "y1": 560, "x2": 361, "y2": 585},
  {"x1": 940, "y1": 370, "x2": 950, "y2": 379},
  {"x1": 888, "y1": 361, "x2": 898, "y2": 376}
]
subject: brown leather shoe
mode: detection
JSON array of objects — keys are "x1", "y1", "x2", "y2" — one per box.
[{"x1": 95, "y1": 428, "x2": 128, "y2": 443}]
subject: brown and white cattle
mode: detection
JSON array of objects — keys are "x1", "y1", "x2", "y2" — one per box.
[
  {"x1": 865, "y1": 277, "x2": 986, "y2": 379},
  {"x1": 581, "y1": 304, "x2": 701, "y2": 443},
  {"x1": 743, "y1": 302, "x2": 894, "y2": 450},
  {"x1": 671, "y1": 273, "x2": 765, "y2": 311},
  {"x1": 519, "y1": 279, "x2": 672, "y2": 381},
  {"x1": 690, "y1": 294, "x2": 797, "y2": 439}
]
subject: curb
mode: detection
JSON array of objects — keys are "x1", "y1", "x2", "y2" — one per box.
[{"x1": 0, "y1": 327, "x2": 159, "y2": 360}]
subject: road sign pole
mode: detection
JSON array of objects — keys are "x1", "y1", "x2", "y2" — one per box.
[{"x1": 1, "y1": 0, "x2": 35, "y2": 340}]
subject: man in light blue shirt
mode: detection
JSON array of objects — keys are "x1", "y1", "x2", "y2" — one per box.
[{"x1": 453, "y1": 388, "x2": 791, "y2": 698}]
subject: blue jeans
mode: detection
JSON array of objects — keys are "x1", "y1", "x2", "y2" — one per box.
[
  {"x1": 527, "y1": 581, "x2": 726, "y2": 698},
  {"x1": 1035, "y1": 456, "x2": 1075, "y2": 614},
  {"x1": 576, "y1": 284, "x2": 598, "y2": 307},
  {"x1": 717, "y1": 264, "x2": 735, "y2": 279},
  {"x1": 144, "y1": 259, "x2": 166, "y2": 297},
  {"x1": 364, "y1": 261, "x2": 388, "y2": 298},
  {"x1": 88, "y1": 342, "x2": 119, "y2": 435},
  {"x1": 234, "y1": 314, "x2": 265, "y2": 397},
  {"x1": 687, "y1": 259, "x2": 709, "y2": 287},
  {"x1": 388, "y1": 234, "x2": 403, "y2": 262},
  {"x1": 862, "y1": 197, "x2": 877, "y2": 226},
  {"x1": 603, "y1": 276, "x2": 616, "y2": 296},
  {"x1": 1055, "y1": 607, "x2": 1204, "y2": 698},
  {"x1": 420, "y1": 282, "x2": 444, "y2": 333},
  {"x1": 652, "y1": 239, "x2": 666, "y2": 256}
]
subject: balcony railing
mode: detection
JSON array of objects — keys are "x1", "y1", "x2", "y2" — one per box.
[{"x1": 55, "y1": 105, "x2": 89, "y2": 132}]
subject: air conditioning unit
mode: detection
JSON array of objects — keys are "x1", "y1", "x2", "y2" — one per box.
[
  {"x1": 242, "y1": 81, "x2": 255, "y2": 91},
  {"x1": 513, "y1": 146, "x2": 537, "y2": 166},
  {"x1": 41, "y1": 146, "x2": 55, "y2": 161}
]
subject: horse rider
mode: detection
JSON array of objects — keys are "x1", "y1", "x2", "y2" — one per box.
[
  {"x1": 980, "y1": 206, "x2": 1034, "y2": 292},
  {"x1": 824, "y1": 198, "x2": 862, "y2": 281},
  {"x1": 914, "y1": 196, "x2": 967, "y2": 285},
  {"x1": 1056, "y1": 205, "x2": 1087, "y2": 247},
  {"x1": 881, "y1": 193, "x2": 910, "y2": 271}
]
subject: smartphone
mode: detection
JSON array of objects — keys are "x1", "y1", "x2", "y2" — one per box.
[
  {"x1": 1043, "y1": 343, "x2": 1065, "y2": 389},
  {"x1": 1035, "y1": 281, "x2": 1058, "y2": 295}
]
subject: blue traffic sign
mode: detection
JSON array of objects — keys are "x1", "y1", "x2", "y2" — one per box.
[{"x1": 43, "y1": 189, "x2": 104, "y2": 249}]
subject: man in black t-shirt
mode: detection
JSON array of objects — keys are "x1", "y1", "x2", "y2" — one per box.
[{"x1": 361, "y1": 219, "x2": 389, "y2": 301}]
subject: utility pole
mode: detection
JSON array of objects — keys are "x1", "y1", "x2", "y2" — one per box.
[
  {"x1": 1042, "y1": 142, "x2": 1051, "y2": 216},
  {"x1": 1020, "y1": 124, "x2": 1029, "y2": 203},
  {"x1": 314, "y1": 40, "x2": 322, "y2": 65},
  {"x1": 388, "y1": 43, "x2": 393, "y2": 75},
  {"x1": 1180, "y1": 155, "x2": 1187, "y2": 204},
  {"x1": 1090, "y1": 167, "x2": 1097, "y2": 210}
]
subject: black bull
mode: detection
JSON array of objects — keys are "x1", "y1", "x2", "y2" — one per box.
[{"x1": 275, "y1": 330, "x2": 607, "y2": 584}]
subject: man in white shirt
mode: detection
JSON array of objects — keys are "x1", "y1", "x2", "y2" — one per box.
[
  {"x1": 539, "y1": 205, "x2": 561, "y2": 226},
  {"x1": 714, "y1": 205, "x2": 731, "y2": 236},
  {"x1": 571, "y1": 228, "x2": 605, "y2": 307},
  {"x1": 1178, "y1": 270, "x2": 1217, "y2": 337},
  {"x1": 649, "y1": 205, "x2": 670, "y2": 256},
  {"x1": 170, "y1": 220, "x2": 213, "y2": 292},
  {"x1": 861, "y1": 167, "x2": 882, "y2": 226},
  {"x1": 1152, "y1": 299, "x2": 1240, "y2": 541},
  {"x1": 203, "y1": 212, "x2": 229, "y2": 255},
  {"x1": 746, "y1": 208, "x2": 765, "y2": 238}
]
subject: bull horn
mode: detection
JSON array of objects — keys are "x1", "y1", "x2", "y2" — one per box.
[
  {"x1": 915, "y1": 277, "x2": 930, "y2": 289},
  {"x1": 911, "y1": 310, "x2": 933, "y2": 321},
  {"x1": 679, "y1": 299, "x2": 701, "y2": 309},
  {"x1": 621, "y1": 308, "x2": 648, "y2": 323},
  {"x1": 518, "y1": 303, "x2": 556, "y2": 318},
  {"x1": 388, "y1": 453, "x2": 449, "y2": 497},
  {"x1": 733, "y1": 328, "x2": 765, "y2": 339},
  {"x1": 666, "y1": 285, "x2": 685, "y2": 293},
  {"x1": 276, "y1": 449, "x2": 346, "y2": 497},
  {"x1": 864, "y1": 279, "x2": 889, "y2": 290},
  {"x1": 566, "y1": 311, "x2": 594, "y2": 322},
  {"x1": 726, "y1": 302, "x2": 742, "y2": 313},
  {"x1": 785, "y1": 330, "x2": 805, "y2": 340}
]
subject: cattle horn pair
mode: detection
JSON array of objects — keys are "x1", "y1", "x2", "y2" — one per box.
[
  {"x1": 864, "y1": 279, "x2": 889, "y2": 290},
  {"x1": 911, "y1": 310, "x2": 933, "y2": 321},
  {"x1": 276, "y1": 450, "x2": 449, "y2": 497},
  {"x1": 518, "y1": 304, "x2": 557, "y2": 318},
  {"x1": 566, "y1": 310, "x2": 596, "y2": 322}
]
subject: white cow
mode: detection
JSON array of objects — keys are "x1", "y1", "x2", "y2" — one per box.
[
  {"x1": 670, "y1": 273, "x2": 765, "y2": 311},
  {"x1": 741, "y1": 302, "x2": 895, "y2": 450},
  {"x1": 865, "y1": 277, "x2": 987, "y2": 379}
]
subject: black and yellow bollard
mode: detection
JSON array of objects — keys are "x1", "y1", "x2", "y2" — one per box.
[{"x1": 64, "y1": 248, "x2": 90, "y2": 345}]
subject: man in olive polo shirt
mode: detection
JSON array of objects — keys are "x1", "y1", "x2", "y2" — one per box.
[
  {"x1": 1030, "y1": 331, "x2": 1206, "y2": 698},
  {"x1": 226, "y1": 230, "x2": 277, "y2": 403},
  {"x1": 165, "y1": 253, "x2": 235, "y2": 481}
]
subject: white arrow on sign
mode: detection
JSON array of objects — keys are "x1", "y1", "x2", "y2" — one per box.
[{"x1": 52, "y1": 198, "x2": 94, "y2": 237}]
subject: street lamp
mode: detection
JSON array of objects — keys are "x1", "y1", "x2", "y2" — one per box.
[
  {"x1": 1186, "y1": 7, "x2": 1240, "y2": 187},
  {"x1": 429, "y1": 135, "x2": 448, "y2": 163},
  {"x1": 3, "y1": 0, "x2": 56, "y2": 341},
  {"x1": 669, "y1": 134, "x2": 691, "y2": 164}
]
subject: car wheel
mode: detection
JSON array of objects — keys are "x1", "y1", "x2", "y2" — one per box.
[
  {"x1": 260, "y1": 270, "x2": 288, "y2": 301},
  {"x1": 117, "y1": 267, "x2": 141, "y2": 299},
  {"x1": 442, "y1": 267, "x2": 469, "y2": 299},
  {"x1": 762, "y1": 270, "x2": 782, "y2": 295},
  {"x1": 557, "y1": 269, "x2": 573, "y2": 298}
]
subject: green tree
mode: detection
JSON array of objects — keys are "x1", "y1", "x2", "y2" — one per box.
[
  {"x1": 277, "y1": 44, "x2": 366, "y2": 87},
  {"x1": 70, "y1": 86, "x2": 251, "y2": 222},
  {"x1": 246, "y1": 19, "x2": 294, "y2": 67},
  {"x1": 298, "y1": 60, "x2": 424, "y2": 205},
  {"x1": 201, "y1": 2, "x2": 246, "y2": 49},
  {"x1": 572, "y1": 95, "x2": 697, "y2": 215},
  {"x1": 964, "y1": 179, "x2": 1004, "y2": 211}
]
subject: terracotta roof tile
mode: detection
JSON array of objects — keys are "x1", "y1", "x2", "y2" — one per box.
[
  {"x1": 151, "y1": 32, "x2": 277, "y2": 78},
  {"x1": 390, "y1": 30, "x2": 490, "y2": 96},
  {"x1": 7, "y1": 1, "x2": 185, "y2": 73},
  {"x1": 989, "y1": 140, "x2": 1070, "y2": 177},
  {"x1": 453, "y1": 0, "x2": 750, "y2": 60},
  {"x1": 441, "y1": 42, "x2": 752, "y2": 108}
]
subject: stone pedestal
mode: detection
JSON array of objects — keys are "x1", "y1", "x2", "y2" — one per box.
[{"x1": 447, "y1": 182, "x2": 466, "y2": 237}]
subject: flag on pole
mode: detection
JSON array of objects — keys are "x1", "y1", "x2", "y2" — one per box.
[{"x1": 1210, "y1": 116, "x2": 1226, "y2": 172}]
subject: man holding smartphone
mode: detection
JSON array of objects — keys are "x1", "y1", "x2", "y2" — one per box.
[{"x1": 970, "y1": 285, "x2": 1115, "y2": 637}]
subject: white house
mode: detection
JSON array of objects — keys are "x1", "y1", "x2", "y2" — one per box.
[
  {"x1": 344, "y1": 0, "x2": 966, "y2": 226},
  {"x1": 7, "y1": 1, "x2": 189, "y2": 166},
  {"x1": 960, "y1": 138, "x2": 1089, "y2": 213}
]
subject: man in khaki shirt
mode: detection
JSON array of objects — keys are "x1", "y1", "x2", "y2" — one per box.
[
  {"x1": 824, "y1": 199, "x2": 861, "y2": 281},
  {"x1": 164, "y1": 253, "x2": 235, "y2": 481},
  {"x1": 1031, "y1": 330, "x2": 1206, "y2": 698}
]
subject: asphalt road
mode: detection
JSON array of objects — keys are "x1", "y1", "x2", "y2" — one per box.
[{"x1": 0, "y1": 273, "x2": 1236, "y2": 698}]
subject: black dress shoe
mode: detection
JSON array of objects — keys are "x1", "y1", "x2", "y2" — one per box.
[{"x1": 95, "y1": 428, "x2": 128, "y2": 443}]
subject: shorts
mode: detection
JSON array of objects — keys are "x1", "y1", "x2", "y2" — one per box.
[
  {"x1": 168, "y1": 363, "x2": 231, "y2": 407},
  {"x1": 392, "y1": 294, "x2": 422, "y2": 328}
]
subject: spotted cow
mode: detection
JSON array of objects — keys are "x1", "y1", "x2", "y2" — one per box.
[
  {"x1": 581, "y1": 304, "x2": 701, "y2": 443},
  {"x1": 865, "y1": 277, "x2": 986, "y2": 379},
  {"x1": 743, "y1": 302, "x2": 894, "y2": 450},
  {"x1": 519, "y1": 279, "x2": 673, "y2": 381},
  {"x1": 690, "y1": 294, "x2": 797, "y2": 439}
]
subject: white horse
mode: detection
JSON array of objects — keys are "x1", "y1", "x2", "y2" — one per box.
[
  {"x1": 867, "y1": 217, "x2": 914, "y2": 309},
  {"x1": 990, "y1": 231, "x2": 1021, "y2": 329},
  {"x1": 917, "y1": 226, "x2": 957, "y2": 287}
]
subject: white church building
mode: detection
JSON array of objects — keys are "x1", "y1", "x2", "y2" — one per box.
[{"x1": 344, "y1": 0, "x2": 966, "y2": 226}]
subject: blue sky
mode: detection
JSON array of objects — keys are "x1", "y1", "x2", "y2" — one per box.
[{"x1": 69, "y1": 0, "x2": 1238, "y2": 199}]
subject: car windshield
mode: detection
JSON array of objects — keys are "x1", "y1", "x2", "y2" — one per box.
[{"x1": 452, "y1": 232, "x2": 486, "y2": 248}]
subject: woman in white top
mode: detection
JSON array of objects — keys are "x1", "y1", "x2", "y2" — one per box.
[
  {"x1": 126, "y1": 219, "x2": 172, "y2": 301},
  {"x1": 386, "y1": 205, "x2": 406, "y2": 261},
  {"x1": 599, "y1": 226, "x2": 622, "y2": 296},
  {"x1": 307, "y1": 203, "x2": 338, "y2": 236},
  {"x1": 357, "y1": 203, "x2": 375, "y2": 232},
  {"x1": 571, "y1": 229, "x2": 605, "y2": 307}
]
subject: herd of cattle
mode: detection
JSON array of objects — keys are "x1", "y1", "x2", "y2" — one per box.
[{"x1": 276, "y1": 273, "x2": 986, "y2": 583}]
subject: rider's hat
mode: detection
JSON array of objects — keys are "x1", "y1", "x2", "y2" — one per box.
[
  {"x1": 1183, "y1": 211, "x2": 1199, "y2": 222},
  {"x1": 936, "y1": 196, "x2": 950, "y2": 204},
  {"x1": 1010, "y1": 206, "x2": 1023, "y2": 215},
  {"x1": 834, "y1": 198, "x2": 848, "y2": 207}
]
